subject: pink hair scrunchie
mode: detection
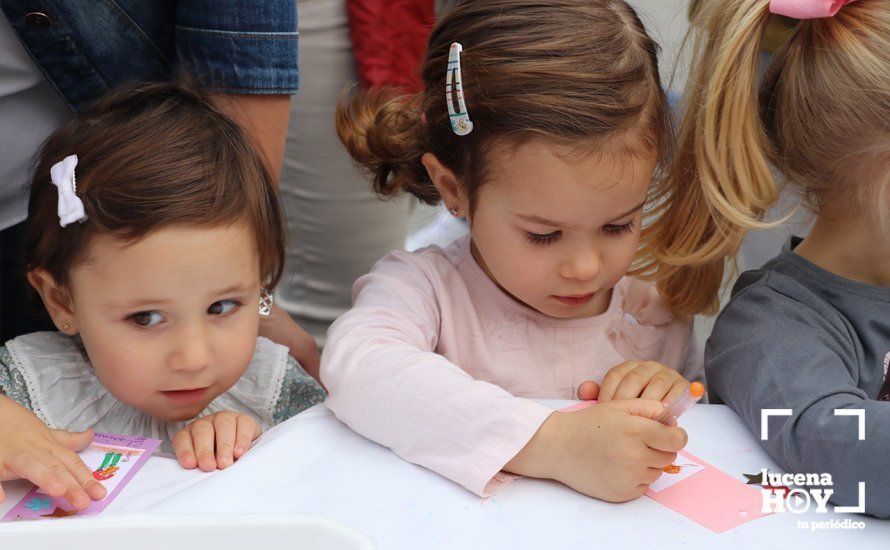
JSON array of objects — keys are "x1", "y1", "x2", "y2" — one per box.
[{"x1": 769, "y1": 0, "x2": 859, "y2": 19}]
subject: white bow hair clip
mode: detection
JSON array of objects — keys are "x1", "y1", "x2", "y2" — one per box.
[{"x1": 50, "y1": 154, "x2": 88, "y2": 227}]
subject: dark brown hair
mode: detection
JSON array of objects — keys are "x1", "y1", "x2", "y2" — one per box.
[
  {"x1": 336, "y1": 0, "x2": 671, "y2": 209},
  {"x1": 24, "y1": 81, "x2": 286, "y2": 291}
]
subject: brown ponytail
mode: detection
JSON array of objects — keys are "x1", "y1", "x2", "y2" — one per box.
[
  {"x1": 335, "y1": 0, "x2": 671, "y2": 214},
  {"x1": 336, "y1": 87, "x2": 440, "y2": 204}
]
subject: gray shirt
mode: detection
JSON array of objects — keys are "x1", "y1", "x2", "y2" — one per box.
[
  {"x1": 706, "y1": 238, "x2": 890, "y2": 517},
  {"x1": 0, "y1": 16, "x2": 71, "y2": 229}
]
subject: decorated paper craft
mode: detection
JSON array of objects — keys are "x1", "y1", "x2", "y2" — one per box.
[
  {"x1": 645, "y1": 451, "x2": 770, "y2": 532},
  {"x1": 93, "y1": 451, "x2": 123, "y2": 481},
  {"x1": 648, "y1": 455, "x2": 705, "y2": 493},
  {"x1": 2, "y1": 433, "x2": 160, "y2": 521}
]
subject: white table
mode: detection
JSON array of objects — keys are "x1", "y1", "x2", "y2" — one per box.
[{"x1": 2, "y1": 402, "x2": 887, "y2": 549}]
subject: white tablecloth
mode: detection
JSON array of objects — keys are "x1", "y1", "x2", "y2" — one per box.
[{"x1": 2, "y1": 402, "x2": 887, "y2": 549}]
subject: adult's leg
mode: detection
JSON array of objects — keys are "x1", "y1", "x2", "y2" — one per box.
[{"x1": 277, "y1": 0, "x2": 411, "y2": 346}]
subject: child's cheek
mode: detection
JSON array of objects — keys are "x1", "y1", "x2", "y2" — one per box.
[{"x1": 226, "y1": 328, "x2": 260, "y2": 381}]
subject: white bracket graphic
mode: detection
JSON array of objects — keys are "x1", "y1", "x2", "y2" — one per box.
[
  {"x1": 760, "y1": 409, "x2": 792, "y2": 440},
  {"x1": 759, "y1": 408, "x2": 867, "y2": 514},
  {"x1": 835, "y1": 482, "x2": 866, "y2": 514}
]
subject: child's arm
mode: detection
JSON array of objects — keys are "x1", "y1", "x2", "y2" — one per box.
[
  {"x1": 0, "y1": 396, "x2": 107, "y2": 508},
  {"x1": 322, "y1": 251, "x2": 687, "y2": 499},
  {"x1": 707, "y1": 284, "x2": 890, "y2": 517},
  {"x1": 172, "y1": 411, "x2": 262, "y2": 471}
]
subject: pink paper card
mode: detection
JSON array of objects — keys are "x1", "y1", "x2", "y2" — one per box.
[
  {"x1": 2, "y1": 432, "x2": 161, "y2": 521},
  {"x1": 645, "y1": 450, "x2": 769, "y2": 533}
]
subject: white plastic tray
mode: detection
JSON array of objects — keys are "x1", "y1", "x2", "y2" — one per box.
[{"x1": 0, "y1": 514, "x2": 376, "y2": 549}]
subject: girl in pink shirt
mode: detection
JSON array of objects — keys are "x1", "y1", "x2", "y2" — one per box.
[{"x1": 322, "y1": 0, "x2": 700, "y2": 502}]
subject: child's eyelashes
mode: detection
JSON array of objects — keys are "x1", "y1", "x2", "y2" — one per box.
[
  {"x1": 603, "y1": 220, "x2": 635, "y2": 236},
  {"x1": 208, "y1": 299, "x2": 241, "y2": 316},
  {"x1": 525, "y1": 231, "x2": 562, "y2": 246},
  {"x1": 128, "y1": 310, "x2": 164, "y2": 328},
  {"x1": 525, "y1": 221, "x2": 635, "y2": 246},
  {"x1": 125, "y1": 299, "x2": 241, "y2": 328}
]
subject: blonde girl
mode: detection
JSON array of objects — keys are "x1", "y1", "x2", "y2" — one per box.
[{"x1": 648, "y1": 0, "x2": 890, "y2": 516}]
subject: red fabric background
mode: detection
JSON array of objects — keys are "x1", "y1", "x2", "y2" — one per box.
[{"x1": 346, "y1": 0, "x2": 435, "y2": 92}]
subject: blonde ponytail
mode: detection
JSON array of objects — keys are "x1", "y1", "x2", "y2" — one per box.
[
  {"x1": 639, "y1": 0, "x2": 784, "y2": 315},
  {"x1": 642, "y1": 0, "x2": 890, "y2": 316}
]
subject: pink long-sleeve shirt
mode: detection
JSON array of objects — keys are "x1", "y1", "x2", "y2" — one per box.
[{"x1": 321, "y1": 235, "x2": 697, "y2": 496}]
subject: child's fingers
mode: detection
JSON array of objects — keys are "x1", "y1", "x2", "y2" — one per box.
[
  {"x1": 190, "y1": 419, "x2": 217, "y2": 472},
  {"x1": 50, "y1": 428, "x2": 94, "y2": 453},
  {"x1": 644, "y1": 466, "x2": 665, "y2": 485},
  {"x1": 28, "y1": 455, "x2": 90, "y2": 509},
  {"x1": 639, "y1": 371, "x2": 682, "y2": 402},
  {"x1": 597, "y1": 362, "x2": 637, "y2": 402},
  {"x1": 645, "y1": 448, "x2": 678, "y2": 469},
  {"x1": 50, "y1": 460, "x2": 92, "y2": 509},
  {"x1": 576, "y1": 380, "x2": 599, "y2": 401},
  {"x1": 616, "y1": 397, "x2": 665, "y2": 420},
  {"x1": 642, "y1": 424, "x2": 688, "y2": 453},
  {"x1": 611, "y1": 364, "x2": 661, "y2": 400},
  {"x1": 661, "y1": 379, "x2": 690, "y2": 405},
  {"x1": 212, "y1": 413, "x2": 237, "y2": 469},
  {"x1": 172, "y1": 430, "x2": 198, "y2": 469},
  {"x1": 9, "y1": 454, "x2": 66, "y2": 498},
  {"x1": 52, "y1": 447, "x2": 107, "y2": 501},
  {"x1": 233, "y1": 415, "x2": 260, "y2": 460},
  {"x1": 63, "y1": 484, "x2": 91, "y2": 510}
]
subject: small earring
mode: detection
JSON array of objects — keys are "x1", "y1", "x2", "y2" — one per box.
[
  {"x1": 63, "y1": 322, "x2": 70, "y2": 332},
  {"x1": 259, "y1": 287, "x2": 274, "y2": 317},
  {"x1": 449, "y1": 207, "x2": 459, "y2": 216}
]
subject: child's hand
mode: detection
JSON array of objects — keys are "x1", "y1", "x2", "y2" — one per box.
[
  {"x1": 0, "y1": 396, "x2": 107, "y2": 509},
  {"x1": 172, "y1": 411, "x2": 262, "y2": 472},
  {"x1": 577, "y1": 360, "x2": 689, "y2": 404},
  {"x1": 505, "y1": 399, "x2": 686, "y2": 502}
]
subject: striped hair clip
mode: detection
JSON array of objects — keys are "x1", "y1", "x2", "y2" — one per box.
[{"x1": 445, "y1": 43, "x2": 473, "y2": 136}]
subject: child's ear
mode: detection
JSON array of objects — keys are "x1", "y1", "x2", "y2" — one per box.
[
  {"x1": 27, "y1": 269, "x2": 77, "y2": 335},
  {"x1": 421, "y1": 153, "x2": 470, "y2": 219}
]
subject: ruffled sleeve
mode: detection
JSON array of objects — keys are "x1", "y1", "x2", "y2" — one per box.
[
  {"x1": 606, "y1": 278, "x2": 698, "y2": 379},
  {"x1": 272, "y1": 355, "x2": 327, "y2": 424},
  {"x1": 0, "y1": 346, "x2": 35, "y2": 411}
]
